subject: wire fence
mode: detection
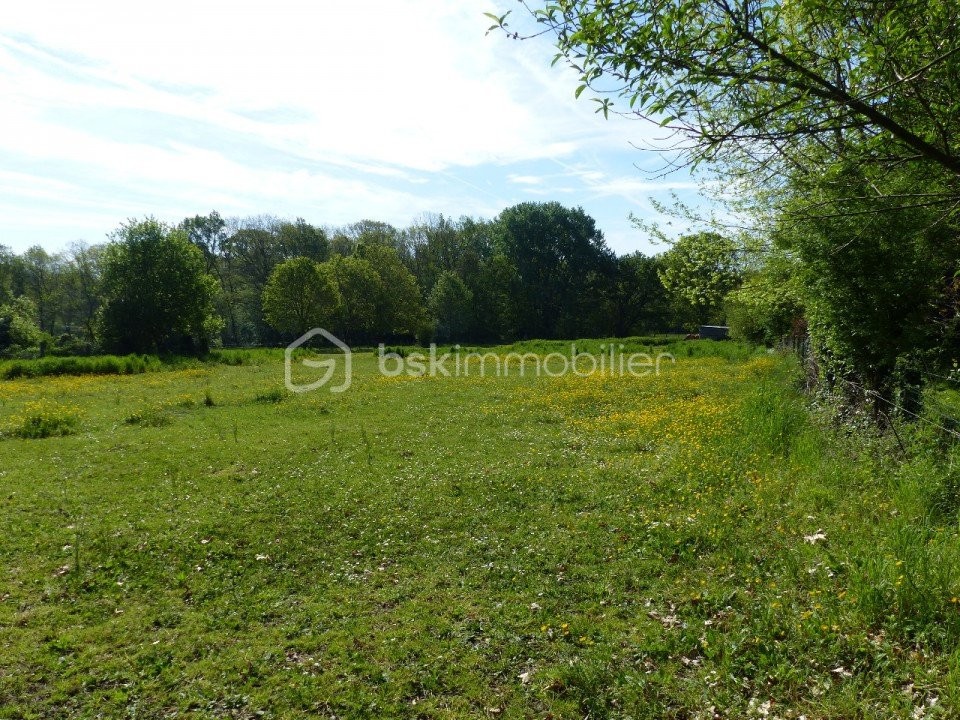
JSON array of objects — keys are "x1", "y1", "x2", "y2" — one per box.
[
  {"x1": 919, "y1": 369, "x2": 960, "y2": 386},
  {"x1": 794, "y1": 339, "x2": 960, "y2": 445}
]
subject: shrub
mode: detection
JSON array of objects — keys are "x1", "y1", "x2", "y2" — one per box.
[
  {"x1": 724, "y1": 256, "x2": 803, "y2": 346},
  {"x1": 50, "y1": 333, "x2": 94, "y2": 357}
]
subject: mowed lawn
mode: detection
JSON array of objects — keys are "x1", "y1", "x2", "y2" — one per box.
[{"x1": 2, "y1": 345, "x2": 960, "y2": 718}]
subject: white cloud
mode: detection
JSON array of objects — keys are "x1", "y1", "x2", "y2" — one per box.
[
  {"x1": 1, "y1": 1, "x2": 631, "y2": 172},
  {"x1": 0, "y1": 0, "x2": 709, "y2": 253}
]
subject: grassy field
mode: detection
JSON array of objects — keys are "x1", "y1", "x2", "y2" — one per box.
[{"x1": 2, "y1": 342, "x2": 960, "y2": 718}]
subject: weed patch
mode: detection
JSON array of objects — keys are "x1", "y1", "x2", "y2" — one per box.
[{"x1": 2, "y1": 399, "x2": 80, "y2": 438}]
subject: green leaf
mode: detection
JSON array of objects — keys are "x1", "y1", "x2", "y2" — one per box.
[{"x1": 482, "y1": 11, "x2": 510, "y2": 35}]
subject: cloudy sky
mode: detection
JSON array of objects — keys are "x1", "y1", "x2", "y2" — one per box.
[{"x1": 0, "y1": 0, "x2": 707, "y2": 256}]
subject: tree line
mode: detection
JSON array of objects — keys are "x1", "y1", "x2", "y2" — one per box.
[{"x1": 0, "y1": 203, "x2": 740, "y2": 358}]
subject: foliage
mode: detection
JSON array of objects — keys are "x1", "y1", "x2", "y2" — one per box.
[
  {"x1": 501, "y1": 0, "x2": 960, "y2": 399},
  {"x1": 328, "y1": 255, "x2": 382, "y2": 342},
  {"x1": 2, "y1": 399, "x2": 80, "y2": 439},
  {"x1": 607, "y1": 252, "x2": 671, "y2": 335},
  {"x1": 0, "y1": 244, "x2": 14, "y2": 305},
  {"x1": 179, "y1": 211, "x2": 228, "y2": 274},
  {"x1": 60, "y1": 242, "x2": 103, "y2": 342},
  {"x1": 355, "y1": 243, "x2": 424, "y2": 338},
  {"x1": 512, "y1": 1, "x2": 960, "y2": 183},
  {"x1": 277, "y1": 217, "x2": 329, "y2": 262},
  {"x1": 1, "y1": 204, "x2": 689, "y2": 349},
  {"x1": 0, "y1": 296, "x2": 45, "y2": 357},
  {"x1": 0, "y1": 353, "x2": 161, "y2": 380},
  {"x1": 495, "y1": 201, "x2": 615, "y2": 338},
  {"x1": 97, "y1": 218, "x2": 222, "y2": 355},
  {"x1": 777, "y1": 163, "x2": 956, "y2": 394},
  {"x1": 725, "y1": 252, "x2": 803, "y2": 345},
  {"x1": 14, "y1": 246, "x2": 60, "y2": 333},
  {"x1": 428, "y1": 270, "x2": 473, "y2": 342},
  {"x1": 261, "y1": 257, "x2": 341, "y2": 337},
  {"x1": 657, "y1": 232, "x2": 741, "y2": 327}
]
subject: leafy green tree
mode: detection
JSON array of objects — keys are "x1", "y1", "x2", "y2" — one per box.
[
  {"x1": 355, "y1": 243, "x2": 425, "y2": 339},
  {"x1": 215, "y1": 215, "x2": 334, "y2": 344},
  {"x1": 328, "y1": 255, "x2": 382, "y2": 342},
  {"x1": 97, "y1": 218, "x2": 221, "y2": 354},
  {"x1": 328, "y1": 220, "x2": 408, "y2": 261},
  {"x1": 221, "y1": 219, "x2": 289, "y2": 344},
  {"x1": 227, "y1": 224, "x2": 283, "y2": 295},
  {"x1": 0, "y1": 245, "x2": 14, "y2": 306},
  {"x1": 345, "y1": 220, "x2": 404, "y2": 251},
  {"x1": 14, "y1": 246, "x2": 61, "y2": 334},
  {"x1": 609, "y1": 252, "x2": 670, "y2": 336},
  {"x1": 180, "y1": 212, "x2": 248, "y2": 346},
  {"x1": 408, "y1": 214, "x2": 467, "y2": 294},
  {"x1": 180, "y1": 211, "x2": 228, "y2": 275},
  {"x1": 658, "y1": 232, "x2": 742, "y2": 328},
  {"x1": 278, "y1": 218, "x2": 329, "y2": 262},
  {"x1": 407, "y1": 215, "x2": 509, "y2": 342},
  {"x1": 329, "y1": 233, "x2": 355, "y2": 258},
  {"x1": 57, "y1": 242, "x2": 103, "y2": 348},
  {"x1": 0, "y1": 296, "x2": 45, "y2": 357},
  {"x1": 495, "y1": 201, "x2": 614, "y2": 338},
  {"x1": 506, "y1": 1, "x2": 960, "y2": 184},
  {"x1": 429, "y1": 271, "x2": 474, "y2": 342},
  {"x1": 500, "y1": 0, "x2": 960, "y2": 406},
  {"x1": 725, "y1": 252, "x2": 803, "y2": 345},
  {"x1": 262, "y1": 257, "x2": 341, "y2": 337}
]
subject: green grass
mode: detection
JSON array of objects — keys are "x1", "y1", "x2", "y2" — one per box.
[{"x1": 1, "y1": 345, "x2": 958, "y2": 718}]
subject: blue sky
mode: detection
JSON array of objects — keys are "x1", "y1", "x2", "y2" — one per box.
[{"x1": 0, "y1": 1, "x2": 710, "y2": 256}]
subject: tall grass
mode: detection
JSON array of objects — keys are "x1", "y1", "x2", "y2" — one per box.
[
  {"x1": 0, "y1": 348, "x2": 261, "y2": 381},
  {"x1": 205, "y1": 348, "x2": 255, "y2": 366},
  {"x1": 0, "y1": 354, "x2": 162, "y2": 380},
  {"x1": 740, "y1": 383, "x2": 809, "y2": 456}
]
